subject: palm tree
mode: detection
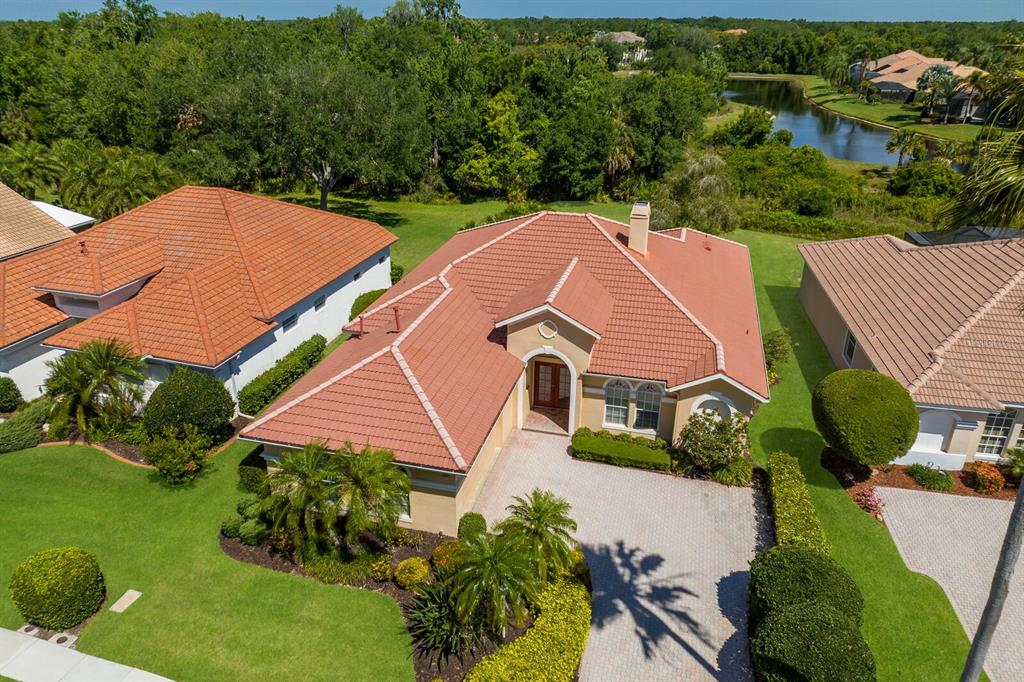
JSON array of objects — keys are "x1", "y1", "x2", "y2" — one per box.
[
  {"x1": 849, "y1": 44, "x2": 873, "y2": 86},
  {"x1": 917, "y1": 64, "x2": 954, "y2": 118},
  {"x1": 885, "y1": 129, "x2": 921, "y2": 167},
  {"x1": 933, "y1": 73, "x2": 965, "y2": 124},
  {"x1": 0, "y1": 140, "x2": 59, "y2": 200},
  {"x1": 333, "y1": 442, "x2": 411, "y2": 547},
  {"x1": 822, "y1": 52, "x2": 851, "y2": 90},
  {"x1": 960, "y1": 71, "x2": 990, "y2": 124},
  {"x1": 44, "y1": 339, "x2": 145, "y2": 435},
  {"x1": 450, "y1": 532, "x2": 539, "y2": 636},
  {"x1": 934, "y1": 140, "x2": 969, "y2": 167},
  {"x1": 261, "y1": 441, "x2": 344, "y2": 553},
  {"x1": 496, "y1": 488, "x2": 577, "y2": 581},
  {"x1": 92, "y1": 151, "x2": 179, "y2": 220}
]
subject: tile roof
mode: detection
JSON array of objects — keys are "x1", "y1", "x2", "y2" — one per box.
[
  {"x1": 243, "y1": 212, "x2": 769, "y2": 472},
  {"x1": 0, "y1": 183, "x2": 75, "y2": 261},
  {"x1": 800, "y1": 235, "x2": 1024, "y2": 411},
  {"x1": 3, "y1": 186, "x2": 394, "y2": 365}
]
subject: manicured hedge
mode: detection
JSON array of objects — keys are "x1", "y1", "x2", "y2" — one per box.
[
  {"x1": 238, "y1": 448, "x2": 269, "y2": 496},
  {"x1": 751, "y1": 604, "x2": 876, "y2": 682},
  {"x1": 570, "y1": 428, "x2": 671, "y2": 472},
  {"x1": 143, "y1": 366, "x2": 234, "y2": 440},
  {"x1": 350, "y1": 289, "x2": 388, "y2": 320},
  {"x1": 749, "y1": 545, "x2": 863, "y2": 628},
  {"x1": 465, "y1": 577, "x2": 590, "y2": 682},
  {"x1": 9, "y1": 547, "x2": 105, "y2": 630},
  {"x1": 458, "y1": 512, "x2": 487, "y2": 541},
  {"x1": 766, "y1": 452, "x2": 829, "y2": 554},
  {"x1": 237, "y1": 334, "x2": 326, "y2": 415}
]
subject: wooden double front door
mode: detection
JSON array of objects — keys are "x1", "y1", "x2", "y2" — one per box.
[{"x1": 533, "y1": 361, "x2": 570, "y2": 410}]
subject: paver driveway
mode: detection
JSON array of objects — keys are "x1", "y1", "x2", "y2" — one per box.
[
  {"x1": 473, "y1": 430, "x2": 766, "y2": 681},
  {"x1": 879, "y1": 487, "x2": 1023, "y2": 682}
]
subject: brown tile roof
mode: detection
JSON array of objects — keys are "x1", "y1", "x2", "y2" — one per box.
[
  {"x1": 243, "y1": 212, "x2": 769, "y2": 472},
  {"x1": 3, "y1": 187, "x2": 394, "y2": 365},
  {"x1": 0, "y1": 183, "x2": 74, "y2": 260},
  {"x1": 799, "y1": 235, "x2": 1024, "y2": 410}
]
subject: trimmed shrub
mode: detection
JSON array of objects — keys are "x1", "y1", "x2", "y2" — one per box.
[
  {"x1": 390, "y1": 263, "x2": 405, "y2": 285},
  {"x1": 465, "y1": 578, "x2": 590, "y2": 682},
  {"x1": 766, "y1": 452, "x2": 830, "y2": 554},
  {"x1": 0, "y1": 377, "x2": 23, "y2": 412},
  {"x1": 115, "y1": 420, "x2": 149, "y2": 446},
  {"x1": 220, "y1": 513, "x2": 244, "y2": 538},
  {"x1": 907, "y1": 463, "x2": 954, "y2": 491},
  {"x1": 570, "y1": 427, "x2": 671, "y2": 471},
  {"x1": 431, "y1": 539, "x2": 465, "y2": 578},
  {"x1": 711, "y1": 457, "x2": 753, "y2": 487},
  {"x1": 1006, "y1": 447, "x2": 1024, "y2": 482},
  {"x1": 748, "y1": 545, "x2": 864, "y2": 628},
  {"x1": 676, "y1": 412, "x2": 748, "y2": 473},
  {"x1": 350, "y1": 289, "x2": 388, "y2": 320},
  {"x1": 238, "y1": 449, "x2": 269, "y2": 496},
  {"x1": 761, "y1": 328, "x2": 792, "y2": 378},
  {"x1": 237, "y1": 335, "x2": 326, "y2": 415},
  {"x1": 268, "y1": 527, "x2": 295, "y2": 556},
  {"x1": 408, "y1": 579, "x2": 483, "y2": 671},
  {"x1": 854, "y1": 487, "x2": 885, "y2": 518},
  {"x1": 751, "y1": 604, "x2": 876, "y2": 682},
  {"x1": 236, "y1": 494, "x2": 260, "y2": 519},
  {"x1": 0, "y1": 398, "x2": 51, "y2": 454},
  {"x1": 458, "y1": 512, "x2": 487, "y2": 542},
  {"x1": 969, "y1": 462, "x2": 1005, "y2": 495},
  {"x1": 9, "y1": 547, "x2": 105, "y2": 630},
  {"x1": 812, "y1": 369, "x2": 919, "y2": 466},
  {"x1": 142, "y1": 424, "x2": 211, "y2": 485},
  {"x1": 143, "y1": 366, "x2": 233, "y2": 440},
  {"x1": 394, "y1": 556, "x2": 431, "y2": 591},
  {"x1": 303, "y1": 553, "x2": 375, "y2": 585},
  {"x1": 238, "y1": 518, "x2": 267, "y2": 546},
  {"x1": 370, "y1": 555, "x2": 392, "y2": 582}
]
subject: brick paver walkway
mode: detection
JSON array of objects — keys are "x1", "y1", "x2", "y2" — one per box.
[
  {"x1": 474, "y1": 430, "x2": 765, "y2": 681},
  {"x1": 879, "y1": 487, "x2": 1023, "y2": 682}
]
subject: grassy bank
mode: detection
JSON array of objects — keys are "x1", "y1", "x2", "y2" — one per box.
[
  {"x1": 737, "y1": 229, "x2": 978, "y2": 680},
  {"x1": 730, "y1": 72, "x2": 982, "y2": 142}
]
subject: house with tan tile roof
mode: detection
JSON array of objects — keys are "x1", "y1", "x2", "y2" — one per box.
[
  {"x1": 241, "y1": 203, "x2": 769, "y2": 535},
  {"x1": 0, "y1": 182, "x2": 79, "y2": 261},
  {"x1": 864, "y1": 49, "x2": 986, "y2": 112},
  {"x1": 799, "y1": 234, "x2": 1024, "y2": 470},
  {"x1": 0, "y1": 185, "x2": 394, "y2": 401}
]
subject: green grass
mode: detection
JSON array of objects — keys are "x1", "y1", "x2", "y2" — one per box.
[
  {"x1": 0, "y1": 444, "x2": 412, "y2": 681},
  {"x1": 735, "y1": 229, "x2": 978, "y2": 680},
  {"x1": 704, "y1": 99, "x2": 752, "y2": 134}
]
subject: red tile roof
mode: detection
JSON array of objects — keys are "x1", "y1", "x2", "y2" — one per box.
[
  {"x1": 3, "y1": 186, "x2": 394, "y2": 365},
  {"x1": 800, "y1": 235, "x2": 1024, "y2": 410},
  {"x1": 243, "y1": 212, "x2": 769, "y2": 472}
]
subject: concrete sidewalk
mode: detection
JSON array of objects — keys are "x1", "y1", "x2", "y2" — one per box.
[{"x1": 0, "y1": 627, "x2": 170, "y2": 681}]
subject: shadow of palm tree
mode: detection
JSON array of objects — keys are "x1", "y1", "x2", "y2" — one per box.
[{"x1": 584, "y1": 541, "x2": 720, "y2": 677}]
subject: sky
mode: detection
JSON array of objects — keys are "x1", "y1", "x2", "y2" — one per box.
[{"x1": 2, "y1": 0, "x2": 1022, "y2": 22}]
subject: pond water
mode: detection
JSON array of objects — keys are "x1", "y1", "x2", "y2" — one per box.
[{"x1": 724, "y1": 78, "x2": 900, "y2": 166}]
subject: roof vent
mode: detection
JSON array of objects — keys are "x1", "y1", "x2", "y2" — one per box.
[
  {"x1": 629, "y1": 201, "x2": 650, "y2": 256},
  {"x1": 393, "y1": 306, "x2": 401, "y2": 333},
  {"x1": 78, "y1": 240, "x2": 87, "y2": 255}
]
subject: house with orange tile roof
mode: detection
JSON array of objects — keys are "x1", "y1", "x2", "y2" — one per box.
[
  {"x1": 241, "y1": 203, "x2": 770, "y2": 535},
  {"x1": 0, "y1": 186, "x2": 394, "y2": 401},
  {"x1": 799, "y1": 235, "x2": 1024, "y2": 471},
  {"x1": 864, "y1": 49, "x2": 987, "y2": 114}
]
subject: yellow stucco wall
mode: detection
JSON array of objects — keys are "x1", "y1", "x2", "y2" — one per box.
[{"x1": 799, "y1": 264, "x2": 872, "y2": 371}]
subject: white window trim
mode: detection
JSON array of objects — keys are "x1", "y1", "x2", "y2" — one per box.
[
  {"x1": 690, "y1": 392, "x2": 738, "y2": 419},
  {"x1": 603, "y1": 378, "x2": 630, "y2": 428},
  {"x1": 633, "y1": 382, "x2": 662, "y2": 431},
  {"x1": 842, "y1": 330, "x2": 857, "y2": 367}
]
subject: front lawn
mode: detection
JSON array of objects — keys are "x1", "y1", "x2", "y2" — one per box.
[
  {"x1": 735, "y1": 229, "x2": 977, "y2": 680},
  {"x1": 0, "y1": 443, "x2": 412, "y2": 681}
]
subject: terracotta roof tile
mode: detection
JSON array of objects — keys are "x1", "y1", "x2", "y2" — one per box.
[
  {"x1": 0, "y1": 183, "x2": 75, "y2": 260},
  {"x1": 36, "y1": 239, "x2": 163, "y2": 296}
]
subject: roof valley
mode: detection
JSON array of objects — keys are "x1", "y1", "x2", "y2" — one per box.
[{"x1": 217, "y1": 189, "x2": 273, "y2": 320}]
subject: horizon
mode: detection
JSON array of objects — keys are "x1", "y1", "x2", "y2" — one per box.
[{"x1": 3, "y1": 0, "x2": 1022, "y2": 22}]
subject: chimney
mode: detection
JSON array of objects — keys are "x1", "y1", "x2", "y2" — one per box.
[{"x1": 628, "y1": 201, "x2": 650, "y2": 256}]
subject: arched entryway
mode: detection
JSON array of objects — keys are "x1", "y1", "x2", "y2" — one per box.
[{"x1": 517, "y1": 347, "x2": 579, "y2": 434}]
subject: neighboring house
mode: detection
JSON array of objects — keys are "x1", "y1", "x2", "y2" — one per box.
[
  {"x1": 0, "y1": 186, "x2": 394, "y2": 402},
  {"x1": 863, "y1": 49, "x2": 986, "y2": 113},
  {"x1": 905, "y1": 226, "x2": 1022, "y2": 247},
  {"x1": 594, "y1": 30, "x2": 649, "y2": 64},
  {"x1": 0, "y1": 183, "x2": 78, "y2": 261},
  {"x1": 241, "y1": 204, "x2": 769, "y2": 535},
  {"x1": 799, "y1": 235, "x2": 1024, "y2": 470},
  {"x1": 29, "y1": 200, "x2": 96, "y2": 232}
]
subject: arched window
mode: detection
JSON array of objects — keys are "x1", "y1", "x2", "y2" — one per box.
[
  {"x1": 694, "y1": 397, "x2": 733, "y2": 420},
  {"x1": 634, "y1": 383, "x2": 661, "y2": 431},
  {"x1": 604, "y1": 380, "x2": 629, "y2": 426}
]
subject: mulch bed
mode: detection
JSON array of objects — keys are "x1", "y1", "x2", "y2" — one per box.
[
  {"x1": 220, "y1": 528, "x2": 530, "y2": 682},
  {"x1": 821, "y1": 447, "x2": 1019, "y2": 506},
  {"x1": 83, "y1": 415, "x2": 255, "y2": 466}
]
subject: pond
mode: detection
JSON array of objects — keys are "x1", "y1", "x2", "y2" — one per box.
[{"x1": 724, "y1": 78, "x2": 900, "y2": 166}]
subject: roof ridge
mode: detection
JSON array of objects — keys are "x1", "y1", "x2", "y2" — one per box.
[
  {"x1": 448, "y1": 211, "x2": 549, "y2": 268},
  {"x1": 450, "y1": 211, "x2": 544, "y2": 234},
  {"x1": 584, "y1": 213, "x2": 726, "y2": 372},
  {"x1": 217, "y1": 188, "x2": 273, "y2": 320},
  {"x1": 184, "y1": 271, "x2": 218, "y2": 365},
  {"x1": 546, "y1": 257, "x2": 579, "y2": 304},
  {"x1": 358, "y1": 276, "x2": 441, "y2": 320},
  {"x1": 125, "y1": 304, "x2": 141, "y2": 352}
]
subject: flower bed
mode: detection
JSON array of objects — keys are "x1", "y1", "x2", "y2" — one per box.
[{"x1": 570, "y1": 427, "x2": 671, "y2": 471}]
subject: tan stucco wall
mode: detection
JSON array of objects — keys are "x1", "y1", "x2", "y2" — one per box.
[
  {"x1": 505, "y1": 314, "x2": 594, "y2": 375},
  {"x1": 456, "y1": 385, "x2": 519, "y2": 520},
  {"x1": 929, "y1": 407, "x2": 1024, "y2": 463},
  {"x1": 799, "y1": 264, "x2": 872, "y2": 371}
]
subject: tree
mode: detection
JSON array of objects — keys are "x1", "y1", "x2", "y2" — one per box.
[
  {"x1": 884, "y1": 129, "x2": 922, "y2": 168},
  {"x1": 822, "y1": 52, "x2": 851, "y2": 90},
  {"x1": 917, "y1": 64, "x2": 954, "y2": 117},
  {"x1": 454, "y1": 91, "x2": 539, "y2": 201},
  {"x1": 0, "y1": 140, "x2": 59, "y2": 200},
  {"x1": 709, "y1": 106, "x2": 775, "y2": 148},
  {"x1": 811, "y1": 369, "x2": 919, "y2": 467},
  {"x1": 332, "y1": 442, "x2": 411, "y2": 547},
  {"x1": 261, "y1": 441, "x2": 344, "y2": 554},
  {"x1": 450, "y1": 532, "x2": 538, "y2": 636},
  {"x1": 44, "y1": 339, "x2": 145, "y2": 435},
  {"x1": 960, "y1": 70, "x2": 990, "y2": 123},
  {"x1": 652, "y1": 151, "x2": 739, "y2": 233},
  {"x1": 496, "y1": 488, "x2": 577, "y2": 581},
  {"x1": 933, "y1": 73, "x2": 965, "y2": 124}
]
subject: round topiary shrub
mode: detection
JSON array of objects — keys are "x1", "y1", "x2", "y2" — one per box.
[
  {"x1": 236, "y1": 494, "x2": 260, "y2": 520},
  {"x1": 812, "y1": 369, "x2": 919, "y2": 466},
  {"x1": 238, "y1": 519, "x2": 267, "y2": 546},
  {"x1": 751, "y1": 604, "x2": 876, "y2": 682},
  {"x1": 748, "y1": 545, "x2": 864, "y2": 628},
  {"x1": 394, "y1": 557, "x2": 431, "y2": 591},
  {"x1": 0, "y1": 377, "x2": 23, "y2": 412},
  {"x1": 457, "y1": 512, "x2": 487, "y2": 542},
  {"x1": 143, "y1": 366, "x2": 233, "y2": 440},
  {"x1": 220, "y1": 513, "x2": 244, "y2": 539},
  {"x1": 9, "y1": 547, "x2": 105, "y2": 630}
]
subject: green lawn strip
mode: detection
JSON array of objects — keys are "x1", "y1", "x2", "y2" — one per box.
[
  {"x1": 0, "y1": 444, "x2": 412, "y2": 682},
  {"x1": 705, "y1": 99, "x2": 752, "y2": 134},
  {"x1": 735, "y1": 229, "x2": 975, "y2": 680}
]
